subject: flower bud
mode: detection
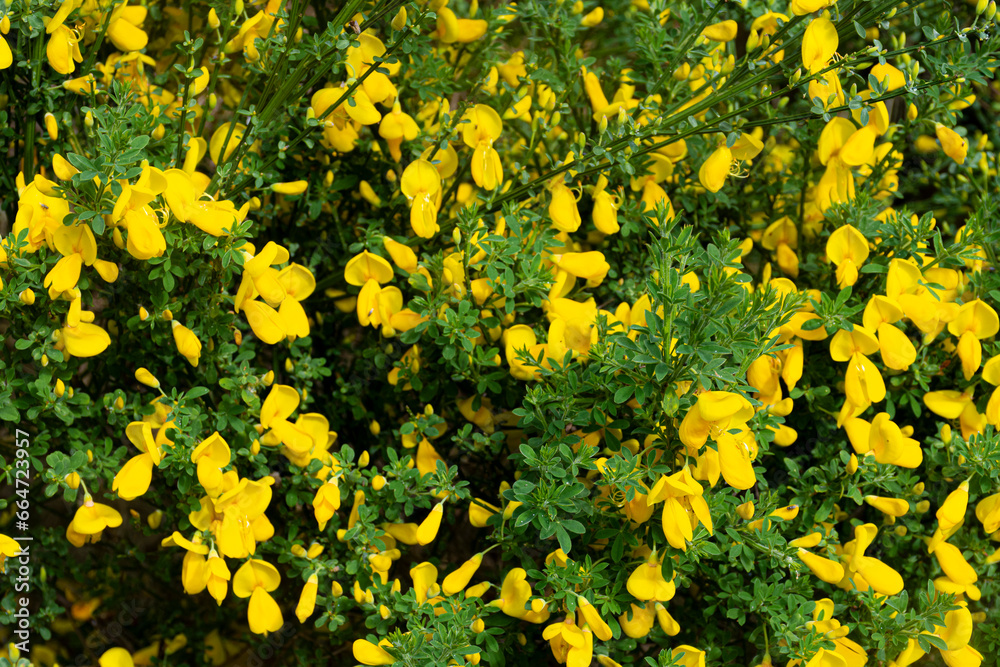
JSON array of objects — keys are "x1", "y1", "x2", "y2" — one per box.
[
  {"x1": 152, "y1": 124, "x2": 166, "y2": 141},
  {"x1": 369, "y1": 420, "x2": 381, "y2": 435},
  {"x1": 736, "y1": 501, "x2": 755, "y2": 520},
  {"x1": 372, "y1": 475, "x2": 386, "y2": 491},
  {"x1": 135, "y1": 367, "x2": 160, "y2": 388},
  {"x1": 391, "y1": 6, "x2": 407, "y2": 30},
  {"x1": 263, "y1": 370, "x2": 274, "y2": 385},
  {"x1": 208, "y1": 8, "x2": 221, "y2": 28},
  {"x1": 988, "y1": 0, "x2": 998, "y2": 19},
  {"x1": 55, "y1": 378, "x2": 66, "y2": 397},
  {"x1": 65, "y1": 472, "x2": 81, "y2": 489},
  {"x1": 19, "y1": 289, "x2": 35, "y2": 305},
  {"x1": 847, "y1": 453, "x2": 858, "y2": 474},
  {"x1": 148, "y1": 510, "x2": 163, "y2": 529},
  {"x1": 358, "y1": 451, "x2": 370, "y2": 467},
  {"x1": 45, "y1": 112, "x2": 58, "y2": 140}
]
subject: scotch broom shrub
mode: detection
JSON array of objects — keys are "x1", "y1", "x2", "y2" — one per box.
[{"x1": 1, "y1": 0, "x2": 999, "y2": 665}]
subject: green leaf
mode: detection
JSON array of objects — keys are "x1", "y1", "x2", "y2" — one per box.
[{"x1": 613, "y1": 385, "x2": 634, "y2": 404}]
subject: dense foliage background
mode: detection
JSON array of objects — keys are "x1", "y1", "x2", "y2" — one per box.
[{"x1": 2, "y1": 0, "x2": 1000, "y2": 665}]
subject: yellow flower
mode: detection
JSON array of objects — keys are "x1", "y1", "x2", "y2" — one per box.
[
  {"x1": 646, "y1": 467, "x2": 713, "y2": 550},
  {"x1": 492, "y1": 567, "x2": 550, "y2": 622},
  {"x1": 312, "y1": 480, "x2": 341, "y2": 530},
  {"x1": 826, "y1": 225, "x2": 869, "y2": 288},
  {"x1": 112, "y1": 421, "x2": 161, "y2": 501},
  {"x1": 947, "y1": 299, "x2": 999, "y2": 381},
  {"x1": 626, "y1": 551, "x2": 676, "y2": 602},
  {"x1": 353, "y1": 638, "x2": 396, "y2": 665},
  {"x1": 205, "y1": 549, "x2": 231, "y2": 605},
  {"x1": 106, "y1": 4, "x2": 149, "y2": 52},
  {"x1": 576, "y1": 595, "x2": 613, "y2": 641},
  {"x1": 171, "y1": 321, "x2": 202, "y2": 366},
  {"x1": 401, "y1": 159, "x2": 442, "y2": 238},
  {"x1": 864, "y1": 495, "x2": 909, "y2": 517},
  {"x1": 232, "y1": 559, "x2": 283, "y2": 635},
  {"x1": 270, "y1": 180, "x2": 308, "y2": 195},
  {"x1": 797, "y1": 548, "x2": 844, "y2": 584},
  {"x1": 0, "y1": 33, "x2": 11, "y2": 70},
  {"x1": 935, "y1": 124, "x2": 968, "y2": 164},
  {"x1": 591, "y1": 175, "x2": 620, "y2": 234},
  {"x1": 416, "y1": 501, "x2": 445, "y2": 545},
  {"x1": 936, "y1": 480, "x2": 970, "y2": 532},
  {"x1": 295, "y1": 573, "x2": 319, "y2": 623},
  {"x1": 461, "y1": 104, "x2": 504, "y2": 189},
  {"x1": 699, "y1": 133, "x2": 763, "y2": 193},
  {"x1": 830, "y1": 326, "x2": 885, "y2": 412},
  {"x1": 549, "y1": 179, "x2": 582, "y2": 233},
  {"x1": 442, "y1": 553, "x2": 483, "y2": 596},
  {"x1": 801, "y1": 16, "x2": 838, "y2": 73},
  {"x1": 191, "y1": 432, "x2": 231, "y2": 494},
  {"x1": 845, "y1": 523, "x2": 904, "y2": 595},
  {"x1": 46, "y1": 24, "x2": 83, "y2": 75},
  {"x1": 0, "y1": 533, "x2": 21, "y2": 573},
  {"x1": 379, "y1": 102, "x2": 420, "y2": 162},
  {"x1": 99, "y1": 648, "x2": 136, "y2": 667},
  {"x1": 67, "y1": 495, "x2": 123, "y2": 547}
]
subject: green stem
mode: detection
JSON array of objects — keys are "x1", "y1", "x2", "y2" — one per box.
[{"x1": 81, "y1": 0, "x2": 116, "y2": 74}]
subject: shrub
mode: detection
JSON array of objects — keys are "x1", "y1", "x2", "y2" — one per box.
[{"x1": 1, "y1": 0, "x2": 999, "y2": 666}]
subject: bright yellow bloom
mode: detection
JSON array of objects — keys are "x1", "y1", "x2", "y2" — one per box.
[
  {"x1": 232, "y1": 559, "x2": 283, "y2": 635},
  {"x1": 112, "y1": 421, "x2": 161, "y2": 501},
  {"x1": 627, "y1": 551, "x2": 676, "y2": 602},
  {"x1": 295, "y1": 573, "x2": 319, "y2": 623},
  {"x1": 461, "y1": 104, "x2": 504, "y2": 189},
  {"x1": 802, "y1": 17, "x2": 838, "y2": 73},
  {"x1": 826, "y1": 225, "x2": 869, "y2": 288},
  {"x1": 401, "y1": 159, "x2": 442, "y2": 238},
  {"x1": 935, "y1": 124, "x2": 968, "y2": 164}
]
